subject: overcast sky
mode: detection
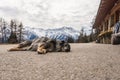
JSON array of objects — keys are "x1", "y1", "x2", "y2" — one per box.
[{"x1": 0, "y1": 0, "x2": 100, "y2": 30}]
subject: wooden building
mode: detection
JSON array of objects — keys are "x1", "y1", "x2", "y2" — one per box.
[{"x1": 93, "y1": 0, "x2": 120, "y2": 44}]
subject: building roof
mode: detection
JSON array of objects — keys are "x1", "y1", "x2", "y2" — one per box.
[{"x1": 93, "y1": 0, "x2": 118, "y2": 28}]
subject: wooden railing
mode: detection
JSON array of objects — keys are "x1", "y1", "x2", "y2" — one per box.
[{"x1": 98, "y1": 29, "x2": 113, "y2": 37}]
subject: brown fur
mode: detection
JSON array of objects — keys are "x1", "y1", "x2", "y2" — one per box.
[
  {"x1": 8, "y1": 47, "x2": 27, "y2": 51},
  {"x1": 37, "y1": 43, "x2": 47, "y2": 54},
  {"x1": 8, "y1": 37, "x2": 71, "y2": 54}
]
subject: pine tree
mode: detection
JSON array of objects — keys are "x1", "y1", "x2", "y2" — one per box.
[
  {"x1": 18, "y1": 22, "x2": 23, "y2": 42},
  {"x1": 10, "y1": 20, "x2": 14, "y2": 33},
  {"x1": 78, "y1": 27, "x2": 84, "y2": 43},
  {"x1": 0, "y1": 18, "x2": 3, "y2": 43},
  {"x1": 3, "y1": 21, "x2": 7, "y2": 42},
  {"x1": 8, "y1": 19, "x2": 18, "y2": 43},
  {"x1": 14, "y1": 22, "x2": 17, "y2": 34}
]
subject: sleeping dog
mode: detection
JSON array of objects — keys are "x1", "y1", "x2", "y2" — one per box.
[{"x1": 8, "y1": 37, "x2": 71, "y2": 54}]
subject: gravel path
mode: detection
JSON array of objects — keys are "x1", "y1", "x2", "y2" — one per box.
[{"x1": 0, "y1": 43, "x2": 120, "y2": 80}]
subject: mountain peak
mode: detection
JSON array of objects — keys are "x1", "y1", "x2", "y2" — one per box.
[{"x1": 24, "y1": 26, "x2": 80, "y2": 42}]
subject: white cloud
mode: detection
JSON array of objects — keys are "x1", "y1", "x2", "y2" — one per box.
[{"x1": 0, "y1": 0, "x2": 100, "y2": 30}]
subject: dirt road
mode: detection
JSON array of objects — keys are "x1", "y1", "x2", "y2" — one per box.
[{"x1": 0, "y1": 43, "x2": 120, "y2": 80}]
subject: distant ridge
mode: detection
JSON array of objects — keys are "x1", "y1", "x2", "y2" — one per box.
[
  {"x1": 0, "y1": 26, "x2": 80, "y2": 43},
  {"x1": 23, "y1": 26, "x2": 80, "y2": 42}
]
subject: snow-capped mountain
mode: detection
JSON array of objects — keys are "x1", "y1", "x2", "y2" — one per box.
[
  {"x1": 23, "y1": 26, "x2": 80, "y2": 42},
  {"x1": 0, "y1": 26, "x2": 80, "y2": 43}
]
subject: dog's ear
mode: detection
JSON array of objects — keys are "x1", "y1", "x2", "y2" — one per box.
[
  {"x1": 46, "y1": 39, "x2": 56, "y2": 52},
  {"x1": 47, "y1": 39, "x2": 56, "y2": 44},
  {"x1": 60, "y1": 40, "x2": 65, "y2": 46},
  {"x1": 61, "y1": 41, "x2": 65, "y2": 44}
]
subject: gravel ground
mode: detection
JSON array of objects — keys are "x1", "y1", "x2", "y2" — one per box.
[{"x1": 0, "y1": 43, "x2": 120, "y2": 80}]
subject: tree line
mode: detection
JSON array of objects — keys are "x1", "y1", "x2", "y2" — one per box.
[
  {"x1": 0, "y1": 17, "x2": 97, "y2": 43},
  {"x1": 78, "y1": 27, "x2": 97, "y2": 43},
  {"x1": 0, "y1": 18, "x2": 23, "y2": 43}
]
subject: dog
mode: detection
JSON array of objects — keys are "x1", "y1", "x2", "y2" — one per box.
[{"x1": 8, "y1": 37, "x2": 71, "y2": 54}]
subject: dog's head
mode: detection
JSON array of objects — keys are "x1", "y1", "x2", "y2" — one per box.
[
  {"x1": 62, "y1": 43, "x2": 71, "y2": 52},
  {"x1": 55, "y1": 40, "x2": 65, "y2": 52},
  {"x1": 56, "y1": 41, "x2": 71, "y2": 52},
  {"x1": 37, "y1": 39, "x2": 56, "y2": 54},
  {"x1": 46, "y1": 39, "x2": 56, "y2": 52}
]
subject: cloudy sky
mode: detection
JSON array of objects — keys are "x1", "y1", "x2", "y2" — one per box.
[{"x1": 0, "y1": 0, "x2": 100, "y2": 30}]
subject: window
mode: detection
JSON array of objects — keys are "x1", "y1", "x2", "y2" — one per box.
[
  {"x1": 115, "y1": 10, "x2": 120, "y2": 23},
  {"x1": 105, "y1": 20, "x2": 108, "y2": 30},
  {"x1": 110, "y1": 14, "x2": 114, "y2": 27}
]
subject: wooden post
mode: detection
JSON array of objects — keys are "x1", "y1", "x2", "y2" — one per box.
[
  {"x1": 108, "y1": 17, "x2": 111, "y2": 30},
  {"x1": 103, "y1": 22, "x2": 105, "y2": 43},
  {"x1": 114, "y1": 12, "x2": 117, "y2": 24}
]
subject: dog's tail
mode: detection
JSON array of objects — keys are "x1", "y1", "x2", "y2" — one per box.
[{"x1": 8, "y1": 47, "x2": 27, "y2": 51}]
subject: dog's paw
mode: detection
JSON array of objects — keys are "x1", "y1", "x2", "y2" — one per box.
[
  {"x1": 7, "y1": 48, "x2": 17, "y2": 51},
  {"x1": 37, "y1": 43, "x2": 47, "y2": 54},
  {"x1": 37, "y1": 48, "x2": 47, "y2": 54}
]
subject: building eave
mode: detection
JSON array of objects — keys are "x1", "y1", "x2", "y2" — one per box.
[{"x1": 93, "y1": 0, "x2": 118, "y2": 28}]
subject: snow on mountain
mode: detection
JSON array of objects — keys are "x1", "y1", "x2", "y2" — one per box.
[
  {"x1": 23, "y1": 26, "x2": 80, "y2": 42},
  {"x1": 0, "y1": 26, "x2": 80, "y2": 43}
]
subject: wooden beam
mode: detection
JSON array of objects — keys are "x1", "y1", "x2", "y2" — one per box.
[{"x1": 93, "y1": 0, "x2": 118, "y2": 28}]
